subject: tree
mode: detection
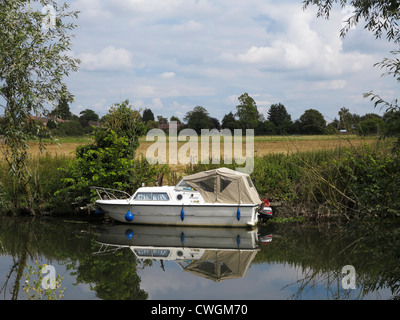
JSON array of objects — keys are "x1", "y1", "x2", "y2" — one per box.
[
  {"x1": 50, "y1": 120, "x2": 85, "y2": 136},
  {"x1": 100, "y1": 100, "x2": 145, "y2": 157},
  {"x1": 50, "y1": 97, "x2": 73, "y2": 120},
  {"x1": 255, "y1": 120, "x2": 274, "y2": 135},
  {"x1": 157, "y1": 115, "x2": 168, "y2": 125},
  {"x1": 267, "y1": 103, "x2": 292, "y2": 134},
  {"x1": 209, "y1": 117, "x2": 221, "y2": 130},
  {"x1": 142, "y1": 108, "x2": 155, "y2": 123},
  {"x1": 235, "y1": 93, "x2": 260, "y2": 130},
  {"x1": 338, "y1": 107, "x2": 360, "y2": 132},
  {"x1": 57, "y1": 100, "x2": 159, "y2": 206},
  {"x1": 298, "y1": 109, "x2": 326, "y2": 134},
  {"x1": 383, "y1": 110, "x2": 400, "y2": 149},
  {"x1": 184, "y1": 106, "x2": 214, "y2": 134},
  {"x1": 303, "y1": 0, "x2": 400, "y2": 147},
  {"x1": 303, "y1": 1, "x2": 400, "y2": 42},
  {"x1": 0, "y1": 0, "x2": 79, "y2": 213},
  {"x1": 79, "y1": 109, "x2": 99, "y2": 126},
  {"x1": 326, "y1": 118, "x2": 340, "y2": 134},
  {"x1": 170, "y1": 115, "x2": 181, "y2": 123},
  {"x1": 358, "y1": 115, "x2": 385, "y2": 136},
  {"x1": 221, "y1": 111, "x2": 240, "y2": 131}
]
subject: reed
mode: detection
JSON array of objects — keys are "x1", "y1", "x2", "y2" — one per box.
[{"x1": 0, "y1": 154, "x2": 71, "y2": 215}]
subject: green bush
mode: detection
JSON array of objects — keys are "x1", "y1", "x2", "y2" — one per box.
[{"x1": 56, "y1": 130, "x2": 169, "y2": 207}]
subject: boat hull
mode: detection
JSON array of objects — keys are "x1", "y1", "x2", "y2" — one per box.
[{"x1": 96, "y1": 200, "x2": 259, "y2": 227}]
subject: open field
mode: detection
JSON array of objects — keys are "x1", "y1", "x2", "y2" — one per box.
[
  {"x1": 2, "y1": 135, "x2": 378, "y2": 173},
  {"x1": 137, "y1": 135, "x2": 376, "y2": 158}
]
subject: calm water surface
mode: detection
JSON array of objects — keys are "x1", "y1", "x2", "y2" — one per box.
[{"x1": 0, "y1": 216, "x2": 399, "y2": 300}]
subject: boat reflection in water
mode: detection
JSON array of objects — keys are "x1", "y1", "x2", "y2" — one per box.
[{"x1": 95, "y1": 225, "x2": 263, "y2": 282}]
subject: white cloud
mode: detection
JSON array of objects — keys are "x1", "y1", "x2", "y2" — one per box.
[
  {"x1": 221, "y1": 3, "x2": 374, "y2": 78},
  {"x1": 126, "y1": 82, "x2": 215, "y2": 99},
  {"x1": 150, "y1": 97, "x2": 164, "y2": 110},
  {"x1": 311, "y1": 80, "x2": 347, "y2": 90},
  {"x1": 160, "y1": 72, "x2": 176, "y2": 79},
  {"x1": 79, "y1": 46, "x2": 133, "y2": 71},
  {"x1": 171, "y1": 20, "x2": 203, "y2": 32},
  {"x1": 72, "y1": 0, "x2": 111, "y2": 20},
  {"x1": 66, "y1": 0, "x2": 398, "y2": 121}
]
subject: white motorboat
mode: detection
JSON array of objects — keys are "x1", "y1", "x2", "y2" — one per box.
[{"x1": 94, "y1": 167, "x2": 263, "y2": 227}]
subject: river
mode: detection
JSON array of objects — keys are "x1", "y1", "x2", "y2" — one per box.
[{"x1": 0, "y1": 216, "x2": 399, "y2": 300}]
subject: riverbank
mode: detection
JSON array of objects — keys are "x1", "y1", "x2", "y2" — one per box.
[{"x1": 0, "y1": 136, "x2": 399, "y2": 220}]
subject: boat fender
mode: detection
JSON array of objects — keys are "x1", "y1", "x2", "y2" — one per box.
[
  {"x1": 181, "y1": 208, "x2": 184, "y2": 221},
  {"x1": 181, "y1": 232, "x2": 185, "y2": 245},
  {"x1": 125, "y1": 229, "x2": 134, "y2": 240},
  {"x1": 125, "y1": 210, "x2": 134, "y2": 222},
  {"x1": 237, "y1": 234, "x2": 241, "y2": 247},
  {"x1": 237, "y1": 208, "x2": 241, "y2": 221}
]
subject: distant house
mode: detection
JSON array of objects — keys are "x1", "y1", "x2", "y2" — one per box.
[
  {"x1": 88, "y1": 120, "x2": 101, "y2": 127},
  {"x1": 158, "y1": 122, "x2": 185, "y2": 131},
  {"x1": 27, "y1": 115, "x2": 71, "y2": 126}
]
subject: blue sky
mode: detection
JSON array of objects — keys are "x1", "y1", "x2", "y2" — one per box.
[{"x1": 65, "y1": 0, "x2": 399, "y2": 123}]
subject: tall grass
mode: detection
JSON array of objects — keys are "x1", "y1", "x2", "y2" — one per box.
[
  {"x1": 187, "y1": 138, "x2": 400, "y2": 220},
  {"x1": 0, "y1": 154, "x2": 71, "y2": 215}
]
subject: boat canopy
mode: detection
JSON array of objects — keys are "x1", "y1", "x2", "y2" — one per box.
[{"x1": 181, "y1": 167, "x2": 262, "y2": 204}]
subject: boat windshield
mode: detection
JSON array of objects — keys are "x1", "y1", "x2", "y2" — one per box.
[
  {"x1": 134, "y1": 249, "x2": 170, "y2": 258},
  {"x1": 134, "y1": 192, "x2": 170, "y2": 201},
  {"x1": 176, "y1": 179, "x2": 197, "y2": 191}
]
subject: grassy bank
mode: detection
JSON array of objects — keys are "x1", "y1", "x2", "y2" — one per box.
[
  {"x1": 185, "y1": 138, "x2": 400, "y2": 220},
  {"x1": 0, "y1": 137, "x2": 398, "y2": 220},
  {"x1": 0, "y1": 154, "x2": 72, "y2": 215}
]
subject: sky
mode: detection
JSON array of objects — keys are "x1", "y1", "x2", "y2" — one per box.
[{"x1": 63, "y1": 0, "x2": 399, "y2": 123}]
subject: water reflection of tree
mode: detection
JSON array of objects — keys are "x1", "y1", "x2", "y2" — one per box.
[
  {"x1": 0, "y1": 217, "x2": 148, "y2": 300},
  {"x1": 255, "y1": 221, "x2": 400, "y2": 299},
  {"x1": 74, "y1": 247, "x2": 148, "y2": 300},
  {"x1": 0, "y1": 217, "x2": 35, "y2": 299}
]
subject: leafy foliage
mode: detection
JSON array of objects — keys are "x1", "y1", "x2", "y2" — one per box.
[
  {"x1": 304, "y1": 0, "x2": 400, "y2": 148},
  {"x1": 0, "y1": 0, "x2": 79, "y2": 213},
  {"x1": 57, "y1": 101, "x2": 168, "y2": 206},
  {"x1": 184, "y1": 106, "x2": 214, "y2": 134},
  {"x1": 267, "y1": 103, "x2": 292, "y2": 134},
  {"x1": 298, "y1": 109, "x2": 326, "y2": 134},
  {"x1": 236, "y1": 92, "x2": 260, "y2": 130}
]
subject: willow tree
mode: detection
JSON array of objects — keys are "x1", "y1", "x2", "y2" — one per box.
[
  {"x1": 0, "y1": 0, "x2": 79, "y2": 213},
  {"x1": 303, "y1": 0, "x2": 400, "y2": 148}
]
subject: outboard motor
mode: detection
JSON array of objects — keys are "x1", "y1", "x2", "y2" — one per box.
[{"x1": 258, "y1": 199, "x2": 273, "y2": 222}]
